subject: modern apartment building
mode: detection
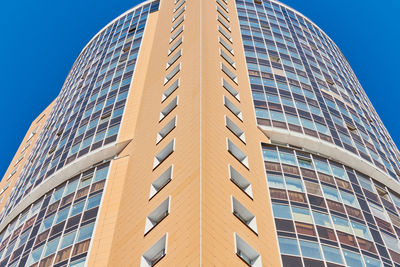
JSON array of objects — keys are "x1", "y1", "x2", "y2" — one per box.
[{"x1": 1, "y1": 0, "x2": 399, "y2": 266}]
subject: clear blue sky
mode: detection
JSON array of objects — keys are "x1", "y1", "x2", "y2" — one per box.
[{"x1": 0, "y1": 0, "x2": 399, "y2": 174}]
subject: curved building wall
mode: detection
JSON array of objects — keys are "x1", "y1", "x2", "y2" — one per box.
[
  {"x1": 235, "y1": 0, "x2": 400, "y2": 181},
  {"x1": 0, "y1": 1, "x2": 159, "y2": 266},
  {"x1": 235, "y1": 0, "x2": 400, "y2": 266},
  {"x1": 0, "y1": 1, "x2": 159, "y2": 223}
]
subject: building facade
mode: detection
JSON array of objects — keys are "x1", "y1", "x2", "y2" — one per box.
[{"x1": 0, "y1": 0, "x2": 399, "y2": 266}]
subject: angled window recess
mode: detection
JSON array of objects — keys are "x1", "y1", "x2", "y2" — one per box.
[
  {"x1": 166, "y1": 49, "x2": 182, "y2": 70},
  {"x1": 227, "y1": 139, "x2": 249, "y2": 169},
  {"x1": 164, "y1": 63, "x2": 181, "y2": 85},
  {"x1": 174, "y1": 0, "x2": 186, "y2": 12},
  {"x1": 162, "y1": 79, "x2": 179, "y2": 102},
  {"x1": 218, "y1": 15, "x2": 231, "y2": 32},
  {"x1": 220, "y1": 49, "x2": 236, "y2": 69},
  {"x1": 172, "y1": 6, "x2": 185, "y2": 22},
  {"x1": 221, "y1": 63, "x2": 237, "y2": 84},
  {"x1": 218, "y1": 25, "x2": 232, "y2": 43},
  {"x1": 225, "y1": 116, "x2": 245, "y2": 143},
  {"x1": 229, "y1": 165, "x2": 253, "y2": 198},
  {"x1": 144, "y1": 197, "x2": 171, "y2": 235},
  {"x1": 170, "y1": 26, "x2": 184, "y2": 44},
  {"x1": 157, "y1": 117, "x2": 177, "y2": 144},
  {"x1": 160, "y1": 97, "x2": 178, "y2": 121},
  {"x1": 232, "y1": 196, "x2": 257, "y2": 234},
  {"x1": 171, "y1": 16, "x2": 184, "y2": 32},
  {"x1": 224, "y1": 96, "x2": 243, "y2": 121},
  {"x1": 219, "y1": 37, "x2": 234, "y2": 55},
  {"x1": 149, "y1": 166, "x2": 173, "y2": 200},
  {"x1": 222, "y1": 78, "x2": 239, "y2": 100},
  {"x1": 174, "y1": 0, "x2": 181, "y2": 4},
  {"x1": 141, "y1": 234, "x2": 168, "y2": 267},
  {"x1": 234, "y1": 234, "x2": 262, "y2": 267},
  {"x1": 168, "y1": 37, "x2": 183, "y2": 55},
  {"x1": 217, "y1": 6, "x2": 230, "y2": 22},
  {"x1": 217, "y1": 0, "x2": 229, "y2": 13},
  {"x1": 153, "y1": 139, "x2": 175, "y2": 170}
]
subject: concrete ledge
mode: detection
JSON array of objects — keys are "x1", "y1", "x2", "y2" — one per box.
[
  {"x1": 259, "y1": 126, "x2": 400, "y2": 194},
  {"x1": 0, "y1": 139, "x2": 131, "y2": 233}
]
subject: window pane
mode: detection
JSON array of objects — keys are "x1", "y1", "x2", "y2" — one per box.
[
  {"x1": 77, "y1": 223, "x2": 95, "y2": 242},
  {"x1": 299, "y1": 240, "x2": 322, "y2": 259},
  {"x1": 272, "y1": 204, "x2": 292, "y2": 219},
  {"x1": 278, "y1": 237, "x2": 300, "y2": 256},
  {"x1": 322, "y1": 245, "x2": 343, "y2": 264}
]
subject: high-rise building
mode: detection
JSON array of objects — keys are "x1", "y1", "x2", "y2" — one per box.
[{"x1": 1, "y1": 0, "x2": 399, "y2": 266}]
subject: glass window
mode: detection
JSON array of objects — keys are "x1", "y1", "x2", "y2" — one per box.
[
  {"x1": 69, "y1": 257, "x2": 86, "y2": 267},
  {"x1": 51, "y1": 186, "x2": 65, "y2": 204},
  {"x1": 71, "y1": 201, "x2": 85, "y2": 216},
  {"x1": 43, "y1": 237, "x2": 60, "y2": 257},
  {"x1": 314, "y1": 159, "x2": 331, "y2": 174},
  {"x1": 351, "y1": 221, "x2": 371, "y2": 240},
  {"x1": 86, "y1": 194, "x2": 102, "y2": 210},
  {"x1": 279, "y1": 152, "x2": 297, "y2": 165},
  {"x1": 363, "y1": 255, "x2": 382, "y2": 267},
  {"x1": 267, "y1": 174, "x2": 285, "y2": 189},
  {"x1": 312, "y1": 211, "x2": 332, "y2": 227},
  {"x1": 332, "y1": 216, "x2": 352, "y2": 234},
  {"x1": 330, "y1": 164, "x2": 348, "y2": 181},
  {"x1": 77, "y1": 223, "x2": 95, "y2": 242},
  {"x1": 55, "y1": 206, "x2": 70, "y2": 224},
  {"x1": 343, "y1": 250, "x2": 363, "y2": 267},
  {"x1": 292, "y1": 207, "x2": 313, "y2": 223},
  {"x1": 357, "y1": 175, "x2": 374, "y2": 192},
  {"x1": 94, "y1": 167, "x2": 109, "y2": 182},
  {"x1": 340, "y1": 191, "x2": 358, "y2": 207},
  {"x1": 322, "y1": 186, "x2": 341, "y2": 202},
  {"x1": 299, "y1": 240, "x2": 322, "y2": 259},
  {"x1": 263, "y1": 149, "x2": 279, "y2": 162},
  {"x1": 65, "y1": 180, "x2": 79, "y2": 196},
  {"x1": 60, "y1": 231, "x2": 77, "y2": 250},
  {"x1": 27, "y1": 245, "x2": 44, "y2": 264},
  {"x1": 285, "y1": 177, "x2": 303, "y2": 192},
  {"x1": 322, "y1": 245, "x2": 343, "y2": 264},
  {"x1": 297, "y1": 157, "x2": 313, "y2": 169},
  {"x1": 40, "y1": 214, "x2": 55, "y2": 233},
  {"x1": 272, "y1": 204, "x2": 292, "y2": 219},
  {"x1": 278, "y1": 237, "x2": 300, "y2": 256}
]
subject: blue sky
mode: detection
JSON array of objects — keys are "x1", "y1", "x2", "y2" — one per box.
[{"x1": 0, "y1": 0, "x2": 399, "y2": 174}]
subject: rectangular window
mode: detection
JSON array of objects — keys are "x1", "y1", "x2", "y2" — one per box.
[
  {"x1": 159, "y1": 97, "x2": 178, "y2": 122},
  {"x1": 144, "y1": 197, "x2": 170, "y2": 235},
  {"x1": 217, "y1": 15, "x2": 231, "y2": 32},
  {"x1": 166, "y1": 49, "x2": 182, "y2": 70},
  {"x1": 221, "y1": 63, "x2": 237, "y2": 84},
  {"x1": 219, "y1": 25, "x2": 232, "y2": 43},
  {"x1": 229, "y1": 165, "x2": 253, "y2": 198},
  {"x1": 170, "y1": 26, "x2": 184, "y2": 43},
  {"x1": 168, "y1": 37, "x2": 183, "y2": 56},
  {"x1": 222, "y1": 78, "x2": 239, "y2": 101},
  {"x1": 153, "y1": 139, "x2": 175, "y2": 170},
  {"x1": 219, "y1": 37, "x2": 234, "y2": 55},
  {"x1": 234, "y1": 234, "x2": 262, "y2": 267},
  {"x1": 225, "y1": 116, "x2": 245, "y2": 143},
  {"x1": 220, "y1": 49, "x2": 236, "y2": 69},
  {"x1": 172, "y1": 6, "x2": 185, "y2": 22},
  {"x1": 227, "y1": 138, "x2": 249, "y2": 169},
  {"x1": 164, "y1": 63, "x2": 181, "y2": 85},
  {"x1": 232, "y1": 196, "x2": 257, "y2": 233},
  {"x1": 149, "y1": 166, "x2": 173, "y2": 200},
  {"x1": 162, "y1": 79, "x2": 179, "y2": 102},
  {"x1": 171, "y1": 15, "x2": 184, "y2": 32},
  {"x1": 224, "y1": 96, "x2": 242, "y2": 121},
  {"x1": 157, "y1": 116, "x2": 177, "y2": 144},
  {"x1": 141, "y1": 234, "x2": 167, "y2": 267}
]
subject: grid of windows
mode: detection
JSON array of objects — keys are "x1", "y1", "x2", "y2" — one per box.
[
  {"x1": 235, "y1": 0, "x2": 400, "y2": 181},
  {"x1": 263, "y1": 144, "x2": 400, "y2": 267},
  {"x1": 0, "y1": 162, "x2": 110, "y2": 267},
  {"x1": 0, "y1": 0, "x2": 160, "y2": 224}
]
